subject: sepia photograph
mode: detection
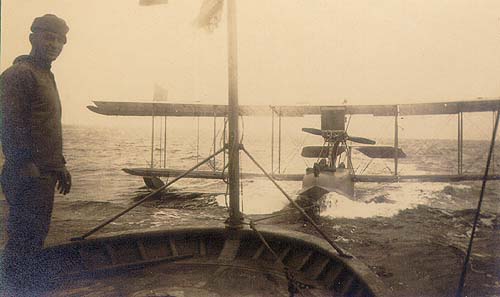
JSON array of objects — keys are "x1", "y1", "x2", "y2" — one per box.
[{"x1": 0, "y1": 0, "x2": 499, "y2": 296}]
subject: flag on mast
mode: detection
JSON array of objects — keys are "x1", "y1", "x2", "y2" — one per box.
[
  {"x1": 139, "y1": 0, "x2": 168, "y2": 6},
  {"x1": 153, "y1": 84, "x2": 169, "y2": 101},
  {"x1": 195, "y1": 0, "x2": 224, "y2": 32}
]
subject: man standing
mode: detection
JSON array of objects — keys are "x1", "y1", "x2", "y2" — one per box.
[{"x1": 0, "y1": 14, "x2": 71, "y2": 294}]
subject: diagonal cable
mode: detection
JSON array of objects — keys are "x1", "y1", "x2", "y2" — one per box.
[
  {"x1": 456, "y1": 110, "x2": 500, "y2": 297},
  {"x1": 241, "y1": 145, "x2": 352, "y2": 258}
]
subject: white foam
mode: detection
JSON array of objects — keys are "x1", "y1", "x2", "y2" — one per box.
[
  {"x1": 214, "y1": 178, "x2": 468, "y2": 217},
  {"x1": 215, "y1": 179, "x2": 298, "y2": 214},
  {"x1": 322, "y1": 182, "x2": 452, "y2": 218}
]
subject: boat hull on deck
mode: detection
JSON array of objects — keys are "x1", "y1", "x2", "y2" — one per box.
[{"x1": 42, "y1": 226, "x2": 385, "y2": 296}]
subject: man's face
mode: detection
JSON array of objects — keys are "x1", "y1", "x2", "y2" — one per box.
[{"x1": 32, "y1": 31, "x2": 67, "y2": 62}]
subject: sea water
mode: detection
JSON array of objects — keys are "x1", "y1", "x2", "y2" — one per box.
[{"x1": 62, "y1": 117, "x2": 500, "y2": 219}]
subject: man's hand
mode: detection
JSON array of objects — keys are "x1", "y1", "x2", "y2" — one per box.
[{"x1": 56, "y1": 167, "x2": 71, "y2": 195}]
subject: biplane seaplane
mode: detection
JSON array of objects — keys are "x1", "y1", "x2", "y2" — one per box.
[{"x1": 88, "y1": 97, "x2": 500, "y2": 200}]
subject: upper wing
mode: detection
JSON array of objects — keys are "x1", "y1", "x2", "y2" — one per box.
[{"x1": 87, "y1": 98, "x2": 500, "y2": 117}]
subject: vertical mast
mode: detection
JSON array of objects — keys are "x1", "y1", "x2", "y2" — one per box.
[{"x1": 226, "y1": 0, "x2": 243, "y2": 226}]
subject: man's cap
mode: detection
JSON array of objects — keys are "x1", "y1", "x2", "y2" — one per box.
[{"x1": 31, "y1": 14, "x2": 69, "y2": 35}]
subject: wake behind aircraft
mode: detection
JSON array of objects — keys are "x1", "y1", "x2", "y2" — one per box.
[{"x1": 88, "y1": 98, "x2": 500, "y2": 200}]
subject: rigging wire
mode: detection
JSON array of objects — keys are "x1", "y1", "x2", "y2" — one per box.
[
  {"x1": 211, "y1": 116, "x2": 241, "y2": 162},
  {"x1": 271, "y1": 108, "x2": 275, "y2": 174},
  {"x1": 384, "y1": 163, "x2": 393, "y2": 175},
  {"x1": 455, "y1": 110, "x2": 500, "y2": 297},
  {"x1": 207, "y1": 117, "x2": 226, "y2": 171},
  {"x1": 278, "y1": 112, "x2": 282, "y2": 173},
  {"x1": 224, "y1": 181, "x2": 229, "y2": 210},
  {"x1": 491, "y1": 111, "x2": 498, "y2": 174},
  {"x1": 212, "y1": 112, "x2": 217, "y2": 171},
  {"x1": 241, "y1": 146, "x2": 351, "y2": 258},
  {"x1": 358, "y1": 159, "x2": 373, "y2": 175},
  {"x1": 280, "y1": 147, "x2": 301, "y2": 174},
  {"x1": 350, "y1": 115, "x2": 392, "y2": 175},
  {"x1": 238, "y1": 116, "x2": 245, "y2": 211},
  {"x1": 239, "y1": 114, "x2": 245, "y2": 143},
  {"x1": 72, "y1": 148, "x2": 226, "y2": 240},
  {"x1": 345, "y1": 114, "x2": 352, "y2": 131},
  {"x1": 462, "y1": 153, "x2": 489, "y2": 175},
  {"x1": 462, "y1": 113, "x2": 500, "y2": 175},
  {"x1": 164, "y1": 116, "x2": 168, "y2": 168},
  {"x1": 159, "y1": 116, "x2": 163, "y2": 167},
  {"x1": 281, "y1": 130, "x2": 309, "y2": 173},
  {"x1": 196, "y1": 116, "x2": 200, "y2": 164},
  {"x1": 401, "y1": 114, "x2": 456, "y2": 174},
  {"x1": 467, "y1": 113, "x2": 494, "y2": 140},
  {"x1": 316, "y1": 140, "x2": 328, "y2": 164},
  {"x1": 223, "y1": 116, "x2": 227, "y2": 170},
  {"x1": 240, "y1": 151, "x2": 244, "y2": 212},
  {"x1": 222, "y1": 114, "x2": 244, "y2": 213},
  {"x1": 458, "y1": 112, "x2": 464, "y2": 175},
  {"x1": 492, "y1": 111, "x2": 496, "y2": 175},
  {"x1": 150, "y1": 107, "x2": 155, "y2": 168},
  {"x1": 247, "y1": 220, "x2": 310, "y2": 297}
]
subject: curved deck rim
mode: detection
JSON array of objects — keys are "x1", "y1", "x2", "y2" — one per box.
[{"x1": 44, "y1": 225, "x2": 388, "y2": 296}]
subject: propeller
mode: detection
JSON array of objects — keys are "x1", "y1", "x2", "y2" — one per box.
[
  {"x1": 347, "y1": 136, "x2": 376, "y2": 145},
  {"x1": 302, "y1": 127, "x2": 323, "y2": 136},
  {"x1": 302, "y1": 128, "x2": 376, "y2": 145}
]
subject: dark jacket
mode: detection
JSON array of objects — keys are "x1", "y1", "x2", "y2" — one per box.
[{"x1": 0, "y1": 55, "x2": 65, "y2": 171}]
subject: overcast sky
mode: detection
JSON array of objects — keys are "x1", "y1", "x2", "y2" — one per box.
[{"x1": 1, "y1": 0, "x2": 499, "y2": 127}]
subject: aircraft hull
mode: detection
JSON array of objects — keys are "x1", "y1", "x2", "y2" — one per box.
[{"x1": 300, "y1": 168, "x2": 355, "y2": 199}]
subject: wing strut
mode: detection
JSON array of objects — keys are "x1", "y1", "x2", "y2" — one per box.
[
  {"x1": 213, "y1": 109, "x2": 217, "y2": 172},
  {"x1": 458, "y1": 111, "x2": 463, "y2": 175},
  {"x1": 196, "y1": 116, "x2": 200, "y2": 164},
  {"x1": 278, "y1": 110, "x2": 282, "y2": 174},
  {"x1": 163, "y1": 116, "x2": 167, "y2": 167},
  {"x1": 270, "y1": 107, "x2": 283, "y2": 175},
  {"x1": 271, "y1": 108, "x2": 275, "y2": 174},
  {"x1": 394, "y1": 105, "x2": 399, "y2": 175}
]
